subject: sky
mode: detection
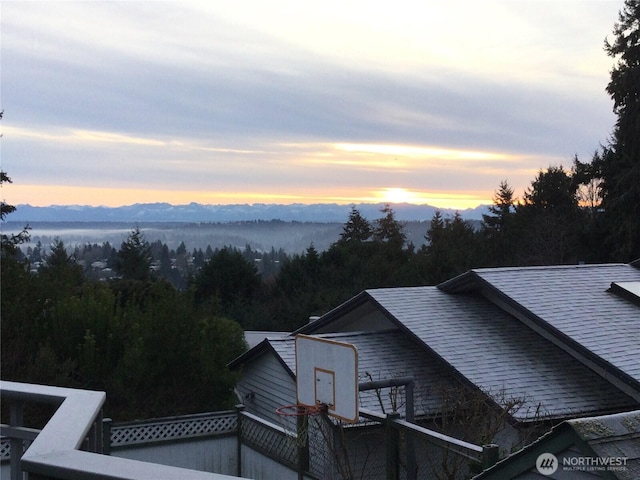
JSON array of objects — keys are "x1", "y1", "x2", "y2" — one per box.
[{"x1": 0, "y1": 1, "x2": 624, "y2": 210}]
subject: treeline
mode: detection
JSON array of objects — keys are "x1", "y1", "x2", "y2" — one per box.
[
  {"x1": 1, "y1": 1, "x2": 639, "y2": 421},
  {"x1": 1, "y1": 157, "x2": 636, "y2": 420},
  {"x1": 1, "y1": 239, "x2": 246, "y2": 420},
  {"x1": 20, "y1": 238, "x2": 288, "y2": 289}
]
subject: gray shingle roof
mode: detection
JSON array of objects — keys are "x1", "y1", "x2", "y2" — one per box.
[
  {"x1": 234, "y1": 263, "x2": 639, "y2": 426},
  {"x1": 365, "y1": 287, "x2": 636, "y2": 420},
  {"x1": 452, "y1": 264, "x2": 640, "y2": 389},
  {"x1": 265, "y1": 330, "x2": 454, "y2": 415}
]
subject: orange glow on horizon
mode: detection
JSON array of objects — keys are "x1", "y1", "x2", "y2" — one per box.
[{"x1": 3, "y1": 184, "x2": 493, "y2": 211}]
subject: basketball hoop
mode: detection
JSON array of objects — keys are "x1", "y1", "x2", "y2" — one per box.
[{"x1": 276, "y1": 404, "x2": 324, "y2": 447}]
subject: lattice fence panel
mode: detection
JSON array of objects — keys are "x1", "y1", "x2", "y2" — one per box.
[
  {"x1": 240, "y1": 413, "x2": 298, "y2": 468},
  {"x1": 110, "y1": 411, "x2": 237, "y2": 447},
  {"x1": 0, "y1": 438, "x2": 31, "y2": 464},
  {"x1": 0, "y1": 438, "x2": 11, "y2": 462}
]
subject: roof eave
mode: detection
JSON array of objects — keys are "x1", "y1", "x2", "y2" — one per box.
[
  {"x1": 228, "y1": 338, "x2": 295, "y2": 378},
  {"x1": 293, "y1": 290, "x2": 374, "y2": 334},
  {"x1": 437, "y1": 269, "x2": 483, "y2": 293}
]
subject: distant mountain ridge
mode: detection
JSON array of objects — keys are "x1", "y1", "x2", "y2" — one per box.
[{"x1": 11, "y1": 202, "x2": 490, "y2": 223}]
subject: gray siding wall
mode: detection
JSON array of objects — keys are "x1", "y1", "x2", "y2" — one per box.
[
  {"x1": 240, "y1": 445, "x2": 316, "y2": 480},
  {"x1": 236, "y1": 352, "x2": 297, "y2": 424},
  {"x1": 112, "y1": 436, "x2": 237, "y2": 476}
]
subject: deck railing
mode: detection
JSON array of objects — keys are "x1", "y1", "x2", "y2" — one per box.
[
  {"x1": 0, "y1": 381, "x2": 245, "y2": 480},
  {"x1": 1, "y1": 381, "x2": 499, "y2": 480},
  {"x1": 109, "y1": 410, "x2": 237, "y2": 450}
]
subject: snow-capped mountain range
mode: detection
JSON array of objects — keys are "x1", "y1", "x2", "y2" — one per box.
[{"x1": 10, "y1": 202, "x2": 490, "y2": 223}]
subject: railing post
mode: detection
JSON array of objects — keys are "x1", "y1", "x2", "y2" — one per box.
[
  {"x1": 9, "y1": 400, "x2": 24, "y2": 480},
  {"x1": 235, "y1": 404, "x2": 245, "y2": 478},
  {"x1": 386, "y1": 412, "x2": 401, "y2": 480},
  {"x1": 482, "y1": 444, "x2": 500, "y2": 470},
  {"x1": 103, "y1": 417, "x2": 112, "y2": 455},
  {"x1": 405, "y1": 380, "x2": 417, "y2": 480},
  {"x1": 87, "y1": 409, "x2": 104, "y2": 453}
]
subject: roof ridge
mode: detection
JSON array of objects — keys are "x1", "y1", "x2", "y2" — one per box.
[
  {"x1": 473, "y1": 263, "x2": 629, "y2": 274},
  {"x1": 268, "y1": 330, "x2": 399, "y2": 344},
  {"x1": 365, "y1": 285, "x2": 433, "y2": 293}
]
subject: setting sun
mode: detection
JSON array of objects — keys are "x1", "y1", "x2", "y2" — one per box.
[
  {"x1": 377, "y1": 188, "x2": 417, "y2": 204},
  {"x1": 363, "y1": 187, "x2": 493, "y2": 210}
]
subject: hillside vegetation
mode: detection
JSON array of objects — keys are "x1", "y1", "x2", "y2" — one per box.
[{"x1": 1, "y1": 1, "x2": 638, "y2": 419}]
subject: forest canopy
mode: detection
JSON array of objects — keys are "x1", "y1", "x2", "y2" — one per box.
[{"x1": 1, "y1": 1, "x2": 638, "y2": 421}]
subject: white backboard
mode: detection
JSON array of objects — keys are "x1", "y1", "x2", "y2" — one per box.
[{"x1": 295, "y1": 334, "x2": 359, "y2": 423}]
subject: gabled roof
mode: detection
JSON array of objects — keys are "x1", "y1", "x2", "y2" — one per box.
[
  {"x1": 473, "y1": 409, "x2": 640, "y2": 479},
  {"x1": 362, "y1": 287, "x2": 635, "y2": 420},
  {"x1": 439, "y1": 263, "x2": 640, "y2": 400},
  {"x1": 229, "y1": 334, "x2": 296, "y2": 377},
  {"x1": 235, "y1": 262, "x2": 639, "y2": 424},
  {"x1": 232, "y1": 330, "x2": 455, "y2": 415},
  {"x1": 243, "y1": 331, "x2": 289, "y2": 349}
]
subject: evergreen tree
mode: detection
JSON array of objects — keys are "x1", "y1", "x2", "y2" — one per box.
[
  {"x1": 514, "y1": 166, "x2": 581, "y2": 265},
  {"x1": 482, "y1": 180, "x2": 515, "y2": 234},
  {"x1": 480, "y1": 181, "x2": 516, "y2": 266},
  {"x1": 115, "y1": 226, "x2": 152, "y2": 281},
  {"x1": 422, "y1": 211, "x2": 478, "y2": 283},
  {"x1": 39, "y1": 239, "x2": 85, "y2": 291},
  {"x1": 42, "y1": 238, "x2": 73, "y2": 269},
  {"x1": 571, "y1": 155, "x2": 608, "y2": 263},
  {"x1": 598, "y1": 0, "x2": 640, "y2": 260},
  {"x1": 159, "y1": 244, "x2": 172, "y2": 278},
  {"x1": 193, "y1": 247, "x2": 260, "y2": 318},
  {"x1": 373, "y1": 204, "x2": 406, "y2": 248},
  {"x1": 339, "y1": 206, "x2": 373, "y2": 243},
  {"x1": 0, "y1": 170, "x2": 31, "y2": 256}
]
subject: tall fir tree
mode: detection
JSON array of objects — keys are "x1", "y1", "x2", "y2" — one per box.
[
  {"x1": 115, "y1": 226, "x2": 152, "y2": 281},
  {"x1": 481, "y1": 180, "x2": 516, "y2": 266},
  {"x1": 339, "y1": 206, "x2": 373, "y2": 243},
  {"x1": 599, "y1": 0, "x2": 640, "y2": 261}
]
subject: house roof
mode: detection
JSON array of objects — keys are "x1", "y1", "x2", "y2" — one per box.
[
  {"x1": 439, "y1": 263, "x2": 640, "y2": 399},
  {"x1": 232, "y1": 330, "x2": 456, "y2": 415},
  {"x1": 234, "y1": 262, "x2": 639, "y2": 424},
  {"x1": 362, "y1": 287, "x2": 635, "y2": 421},
  {"x1": 473, "y1": 409, "x2": 640, "y2": 479},
  {"x1": 243, "y1": 331, "x2": 288, "y2": 349}
]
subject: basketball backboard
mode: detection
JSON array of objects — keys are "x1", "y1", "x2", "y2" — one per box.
[{"x1": 295, "y1": 334, "x2": 359, "y2": 423}]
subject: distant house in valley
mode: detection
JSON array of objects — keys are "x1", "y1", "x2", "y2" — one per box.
[{"x1": 230, "y1": 262, "x2": 640, "y2": 479}]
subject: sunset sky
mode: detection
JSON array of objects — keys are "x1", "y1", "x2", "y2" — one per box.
[{"x1": 0, "y1": 1, "x2": 623, "y2": 210}]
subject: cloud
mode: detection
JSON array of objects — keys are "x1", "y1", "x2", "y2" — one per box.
[{"x1": 0, "y1": 1, "x2": 622, "y2": 208}]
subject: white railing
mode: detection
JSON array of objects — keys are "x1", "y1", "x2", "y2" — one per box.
[{"x1": 0, "y1": 381, "x2": 246, "y2": 480}]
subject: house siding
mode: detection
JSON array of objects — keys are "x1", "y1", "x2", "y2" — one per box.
[{"x1": 235, "y1": 352, "x2": 296, "y2": 424}]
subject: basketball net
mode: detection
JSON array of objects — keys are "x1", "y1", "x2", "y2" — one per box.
[{"x1": 276, "y1": 404, "x2": 324, "y2": 448}]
